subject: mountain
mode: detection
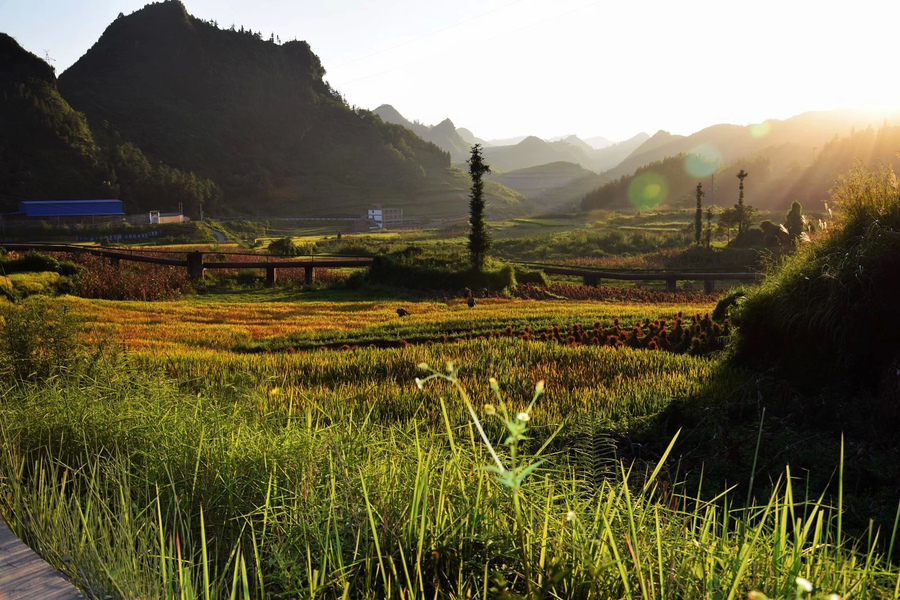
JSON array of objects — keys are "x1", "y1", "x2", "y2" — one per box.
[
  {"x1": 457, "y1": 128, "x2": 490, "y2": 147},
  {"x1": 57, "y1": 2, "x2": 525, "y2": 218},
  {"x1": 584, "y1": 135, "x2": 614, "y2": 149},
  {"x1": 588, "y1": 133, "x2": 649, "y2": 173},
  {"x1": 481, "y1": 132, "x2": 649, "y2": 174},
  {"x1": 487, "y1": 135, "x2": 529, "y2": 147},
  {"x1": 370, "y1": 103, "x2": 644, "y2": 177},
  {"x1": 372, "y1": 104, "x2": 429, "y2": 137},
  {"x1": 0, "y1": 33, "x2": 106, "y2": 207},
  {"x1": 605, "y1": 109, "x2": 900, "y2": 182},
  {"x1": 487, "y1": 161, "x2": 607, "y2": 210},
  {"x1": 373, "y1": 104, "x2": 471, "y2": 162},
  {"x1": 548, "y1": 134, "x2": 612, "y2": 151},
  {"x1": 483, "y1": 136, "x2": 595, "y2": 172},
  {"x1": 581, "y1": 122, "x2": 900, "y2": 213},
  {"x1": 0, "y1": 31, "x2": 219, "y2": 216}
]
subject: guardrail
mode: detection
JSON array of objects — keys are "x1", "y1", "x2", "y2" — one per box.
[
  {"x1": 2, "y1": 243, "x2": 372, "y2": 285},
  {"x1": 4, "y1": 244, "x2": 761, "y2": 293},
  {"x1": 533, "y1": 264, "x2": 761, "y2": 293}
]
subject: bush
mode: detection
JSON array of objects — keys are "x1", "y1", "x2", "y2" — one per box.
[
  {"x1": 514, "y1": 268, "x2": 549, "y2": 286},
  {"x1": 0, "y1": 297, "x2": 82, "y2": 382},
  {"x1": 365, "y1": 256, "x2": 517, "y2": 293},
  {"x1": 712, "y1": 289, "x2": 746, "y2": 321},
  {"x1": 267, "y1": 237, "x2": 302, "y2": 257},
  {"x1": 1, "y1": 251, "x2": 82, "y2": 276},
  {"x1": 730, "y1": 166, "x2": 900, "y2": 395}
]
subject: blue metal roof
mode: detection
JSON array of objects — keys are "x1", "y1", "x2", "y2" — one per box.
[{"x1": 18, "y1": 200, "x2": 125, "y2": 217}]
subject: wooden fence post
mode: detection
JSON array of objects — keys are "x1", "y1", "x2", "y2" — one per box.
[{"x1": 187, "y1": 251, "x2": 205, "y2": 280}]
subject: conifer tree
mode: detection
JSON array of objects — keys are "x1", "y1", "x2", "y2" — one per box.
[
  {"x1": 694, "y1": 182, "x2": 704, "y2": 245},
  {"x1": 467, "y1": 144, "x2": 492, "y2": 271},
  {"x1": 736, "y1": 169, "x2": 748, "y2": 235}
]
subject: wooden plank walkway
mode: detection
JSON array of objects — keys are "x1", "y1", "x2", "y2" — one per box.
[{"x1": 0, "y1": 521, "x2": 83, "y2": 599}]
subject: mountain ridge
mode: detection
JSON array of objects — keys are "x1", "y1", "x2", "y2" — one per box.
[
  {"x1": 0, "y1": 30, "x2": 220, "y2": 216},
  {"x1": 56, "y1": 1, "x2": 528, "y2": 218}
]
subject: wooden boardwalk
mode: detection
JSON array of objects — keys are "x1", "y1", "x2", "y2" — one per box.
[{"x1": 0, "y1": 521, "x2": 83, "y2": 599}]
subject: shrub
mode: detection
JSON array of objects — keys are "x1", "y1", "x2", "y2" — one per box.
[
  {"x1": 267, "y1": 237, "x2": 302, "y2": 256},
  {"x1": 514, "y1": 267, "x2": 549, "y2": 286},
  {"x1": 712, "y1": 289, "x2": 746, "y2": 321},
  {"x1": 0, "y1": 251, "x2": 82, "y2": 277},
  {"x1": 365, "y1": 255, "x2": 517, "y2": 293},
  {"x1": 0, "y1": 297, "x2": 82, "y2": 382}
]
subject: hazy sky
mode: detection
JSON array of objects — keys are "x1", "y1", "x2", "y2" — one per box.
[{"x1": 2, "y1": 0, "x2": 899, "y2": 142}]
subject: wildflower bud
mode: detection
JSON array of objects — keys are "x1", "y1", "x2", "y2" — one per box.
[
  {"x1": 445, "y1": 361, "x2": 455, "y2": 373},
  {"x1": 535, "y1": 380, "x2": 545, "y2": 395},
  {"x1": 517, "y1": 412, "x2": 530, "y2": 422},
  {"x1": 795, "y1": 577, "x2": 813, "y2": 593},
  {"x1": 417, "y1": 362, "x2": 429, "y2": 370},
  {"x1": 489, "y1": 377, "x2": 499, "y2": 391},
  {"x1": 566, "y1": 511, "x2": 575, "y2": 522},
  {"x1": 415, "y1": 378, "x2": 423, "y2": 390},
  {"x1": 484, "y1": 404, "x2": 496, "y2": 415}
]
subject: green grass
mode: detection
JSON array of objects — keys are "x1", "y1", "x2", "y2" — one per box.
[
  {"x1": 0, "y1": 350, "x2": 897, "y2": 599},
  {"x1": 0, "y1": 291, "x2": 899, "y2": 598}
]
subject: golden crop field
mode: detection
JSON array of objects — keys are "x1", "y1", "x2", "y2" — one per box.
[{"x1": 67, "y1": 293, "x2": 717, "y2": 354}]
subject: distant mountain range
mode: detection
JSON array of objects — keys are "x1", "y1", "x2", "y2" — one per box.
[
  {"x1": 372, "y1": 105, "x2": 646, "y2": 175},
  {"x1": 605, "y1": 109, "x2": 900, "y2": 182},
  {"x1": 373, "y1": 104, "x2": 472, "y2": 162},
  {"x1": 582, "y1": 119, "x2": 900, "y2": 212},
  {"x1": 3, "y1": 0, "x2": 897, "y2": 220},
  {"x1": 487, "y1": 162, "x2": 605, "y2": 211}
]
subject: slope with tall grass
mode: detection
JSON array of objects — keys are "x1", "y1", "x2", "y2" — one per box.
[{"x1": 731, "y1": 166, "x2": 900, "y2": 404}]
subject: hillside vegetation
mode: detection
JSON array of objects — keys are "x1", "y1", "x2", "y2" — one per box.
[
  {"x1": 732, "y1": 165, "x2": 900, "y2": 404},
  {"x1": 0, "y1": 32, "x2": 220, "y2": 216},
  {"x1": 56, "y1": 1, "x2": 526, "y2": 218}
]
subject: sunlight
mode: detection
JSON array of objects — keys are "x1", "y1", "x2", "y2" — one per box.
[
  {"x1": 749, "y1": 121, "x2": 771, "y2": 138},
  {"x1": 628, "y1": 172, "x2": 668, "y2": 209},
  {"x1": 684, "y1": 144, "x2": 722, "y2": 177}
]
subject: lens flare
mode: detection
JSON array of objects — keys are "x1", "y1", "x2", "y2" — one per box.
[
  {"x1": 628, "y1": 172, "x2": 668, "y2": 209},
  {"x1": 750, "y1": 122, "x2": 771, "y2": 138},
  {"x1": 684, "y1": 144, "x2": 722, "y2": 177}
]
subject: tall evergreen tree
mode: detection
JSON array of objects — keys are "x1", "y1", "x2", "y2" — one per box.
[
  {"x1": 467, "y1": 144, "x2": 492, "y2": 271},
  {"x1": 694, "y1": 182, "x2": 704, "y2": 245},
  {"x1": 736, "y1": 169, "x2": 748, "y2": 235}
]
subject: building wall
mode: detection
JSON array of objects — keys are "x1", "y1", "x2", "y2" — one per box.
[{"x1": 366, "y1": 206, "x2": 403, "y2": 229}]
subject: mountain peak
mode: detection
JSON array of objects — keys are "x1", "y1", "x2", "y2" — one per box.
[
  {"x1": 0, "y1": 32, "x2": 56, "y2": 82},
  {"x1": 433, "y1": 118, "x2": 456, "y2": 133}
]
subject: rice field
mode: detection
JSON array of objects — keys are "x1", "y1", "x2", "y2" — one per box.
[{"x1": 1, "y1": 292, "x2": 898, "y2": 598}]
